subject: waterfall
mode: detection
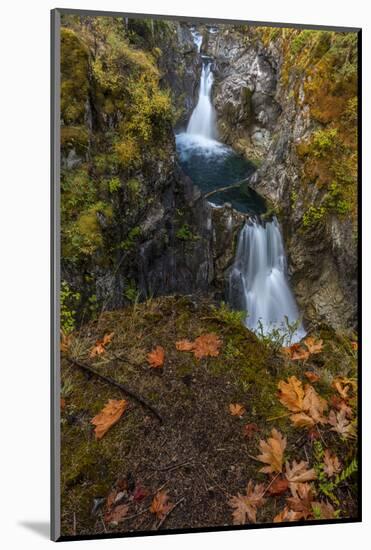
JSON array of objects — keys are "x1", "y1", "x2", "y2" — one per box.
[
  {"x1": 229, "y1": 218, "x2": 306, "y2": 344},
  {"x1": 186, "y1": 61, "x2": 217, "y2": 140}
]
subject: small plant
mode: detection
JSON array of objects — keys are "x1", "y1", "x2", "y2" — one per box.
[
  {"x1": 176, "y1": 223, "x2": 198, "y2": 241},
  {"x1": 60, "y1": 280, "x2": 81, "y2": 334},
  {"x1": 124, "y1": 279, "x2": 141, "y2": 303},
  {"x1": 302, "y1": 206, "x2": 326, "y2": 228},
  {"x1": 107, "y1": 177, "x2": 121, "y2": 193},
  {"x1": 256, "y1": 316, "x2": 301, "y2": 350}
]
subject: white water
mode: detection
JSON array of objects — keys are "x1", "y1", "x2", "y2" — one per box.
[
  {"x1": 186, "y1": 61, "x2": 217, "y2": 140},
  {"x1": 229, "y1": 218, "x2": 306, "y2": 344}
]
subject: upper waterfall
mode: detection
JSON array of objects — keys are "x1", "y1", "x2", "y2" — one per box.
[
  {"x1": 229, "y1": 218, "x2": 306, "y2": 344},
  {"x1": 186, "y1": 61, "x2": 217, "y2": 140}
]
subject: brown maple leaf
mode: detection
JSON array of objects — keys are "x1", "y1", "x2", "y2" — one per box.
[
  {"x1": 278, "y1": 376, "x2": 305, "y2": 413},
  {"x1": 175, "y1": 339, "x2": 195, "y2": 351},
  {"x1": 323, "y1": 449, "x2": 341, "y2": 478},
  {"x1": 193, "y1": 333, "x2": 222, "y2": 360},
  {"x1": 330, "y1": 395, "x2": 353, "y2": 418},
  {"x1": 147, "y1": 345, "x2": 165, "y2": 368},
  {"x1": 328, "y1": 409, "x2": 356, "y2": 439},
  {"x1": 228, "y1": 481, "x2": 266, "y2": 524},
  {"x1": 303, "y1": 336, "x2": 323, "y2": 355},
  {"x1": 91, "y1": 399, "x2": 127, "y2": 440},
  {"x1": 256, "y1": 428, "x2": 287, "y2": 474},
  {"x1": 305, "y1": 371, "x2": 320, "y2": 383},
  {"x1": 273, "y1": 506, "x2": 302, "y2": 523},
  {"x1": 290, "y1": 412, "x2": 316, "y2": 429},
  {"x1": 268, "y1": 477, "x2": 289, "y2": 496},
  {"x1": 285, "y1": 460, "x2": 316, "y2": 496},
  {"x1": 90, "y1": 332, "x2": 114, "y2": 357},
  {"x1": 286, "y1": 482, "x2": 315, "y2": 520},
  {"x1": 243, "y1": 423, "x2": 259, "y2": 438},
  {"x1": 302, "y1": 384, "x2": 328, "y2": 424},
  {"x1": 105, "y1": 503, "x2": 129, "y2": 524},
  {"x1": 229, "y1": 403, "x2": 246, "y2": 417},
  {"x1": 150, "y1": 490, "x2": 172, "y2": 519}
]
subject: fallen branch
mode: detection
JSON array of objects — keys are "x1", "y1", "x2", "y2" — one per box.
[
  {"x1": 156, "y1": 497, "x2": 185, "y2": 530},
  {"x1": 66, "y1": 357, "x2": 163, "y2": 423},
  {"x1": 203, "y1": 178, "x2": 250, "y2": 200}
]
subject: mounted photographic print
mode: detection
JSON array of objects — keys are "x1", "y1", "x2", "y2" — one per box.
[{"x1": 51, "y1": 8, "x2": 361, "y2": 541}]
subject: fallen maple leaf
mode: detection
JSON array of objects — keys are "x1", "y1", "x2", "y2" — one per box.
[
  {"x1": 286, "y1": 482, "x2": 315, "y2": 520},
  {"x1": 305, "y1": 371, "x2": 320, "y2": 383},
  {"x1": 303, "y1": 336, "x2": 323, "y2": 355},
  {"x1": 150, "y1": 490, "x2": 172, "y2": 519},
  {"x1": 290, "y1": 412, "x2": 315, "y2": 429},
  {"x1": 90, "y1": 332, "x2": 114, "y2": 357},
  {"x1": 228, "y1": 481, "x2": 266, "y2": 524},
  {"x1": 278, "y1": 376, "x2": 304, "y2": 412},
  {"x1": 133, "y1": 483, "x2": 149, "y2": 502},
  {"x1": 328, "y1": 409, "x2": 356, "y2": 439},
  {"x1": 193, "y1": 333, "x2": 222, "y2": 360},
  {"x1": 229, "y1": 403, "x2": 246, "y2": 417},
  {"x1": 273, "y1": 506, "x2": 302, "y2": 523},
  {"x1": 281, "y1": 343, "x2": 309, "y2": 361},
  {"x1": 105, "y1": 503, "x2": 129, "y2": 524},
  {"x1": 268, "y1": 477, "x2": 289, "y2": 496},
  {"x1": 243, "y1": 423, "x2": 259, "y2": 438},
  {"x1": 175, "y1": 339, "x2": 195, "y2": 351},
  {"x1": 256, "y1": 428, "x2": 287, "y2": 474},
  {"x1": 278, "y1": 377, "x2": 328, "y2": 428},
  {"x1": 323, "y1": 449, "x2": 341, "y2": 478},
  {"x1": 91, "y1": 399, "x2": 127, "y2": 440},
  {"x1": 285, "y1": 460, "x2": 316, "y2": 496},
  {"x1": 147, "y1": 346, "x2": 165, "y2": 368},
  {"x1": 330, "y1": 395, "x2": 353, "y2": 418},
  {"x1": 302, "y1": 384, "x2": 328, "y2": 424}
]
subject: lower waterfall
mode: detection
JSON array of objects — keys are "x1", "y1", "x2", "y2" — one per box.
[{"x1": 229, "y1": 218, "x2": 305, "y2": 344}]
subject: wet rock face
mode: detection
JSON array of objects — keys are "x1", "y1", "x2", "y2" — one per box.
[
  {"x1": 158, "y1": 23, "x2": 201, "y2": 128},
  {"x1": 203, "y1": 30, "x2": 281, "y2": 161}
]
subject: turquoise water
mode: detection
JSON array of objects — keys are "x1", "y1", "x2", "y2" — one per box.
[{"x1": 176, "y1": 133, "x2": 266, "y2": 214}]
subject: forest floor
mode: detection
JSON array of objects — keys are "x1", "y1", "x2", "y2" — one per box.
[{"x1": 60, "y1": 296, "x2": 359, "y2": 538}]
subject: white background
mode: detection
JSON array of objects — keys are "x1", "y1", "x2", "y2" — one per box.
[{"x1": 0, "y1": 0, "x2": 368, "y2": 547}]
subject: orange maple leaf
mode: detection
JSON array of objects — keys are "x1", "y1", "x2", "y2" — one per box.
[
  {"x1": 256, "y1": 428, "x2": 287, "y2": 474},
  {"x1": 229, "y1": 403, "x2": 246, "y2": 417},
  {"x1": 228, "y1": 481, "x2": 266, "y2": 524},
  {"x1": 193, "y1": 333, "x2": 222, "y2": 360},
  {"x1": 150, "y1": 490, "x2": 172, "y2": 519},
  {"x1": 147, "y1": 346, "x2": 165, "y2": 368},
  {"x1": 278, "y1": 376, "x2": 305, "y2": 412},
  {"x1": 286, "y1": 482, "x2": 315, "y2": 520},
  {"x1": 175, "y1": 339, "x2": 195, "y2": 351},
  {"x1": 90, "y1": 332, "x2": 114, "y2": 357},
  {"x1": 91, "y1": 399, "x2": 127, "y2": 440},
  {"x1": 281, "y1": 343, "x2": 309, "y2": 361},
  {"x1": 303, "y1": 336, "x2": 323, "y2": 354}
]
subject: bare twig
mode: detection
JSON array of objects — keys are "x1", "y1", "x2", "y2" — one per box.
[
  {"x1": 66, "y1": 356, "x2": 163, "y2": 423},
  {"x1": 156, "y1": 497, "x2": 186, "y2": 530},
  {"x1": 262, "y1": 472, "x2": 280, "y2": 497}
]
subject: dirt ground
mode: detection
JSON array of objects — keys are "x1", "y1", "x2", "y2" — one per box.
[{"x1": 60, "y1": 296, "x2": 358, "y2": 537}]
